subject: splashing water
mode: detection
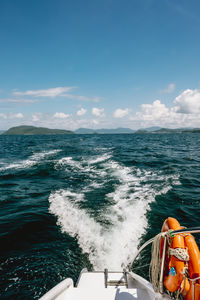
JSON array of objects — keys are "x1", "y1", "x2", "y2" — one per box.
[
  {"x1": 0, "y1": 149, "x2": 61, "y2": 171},
  {"x1": 49, "y1": 155, "x2": 180, "y2": 270}
]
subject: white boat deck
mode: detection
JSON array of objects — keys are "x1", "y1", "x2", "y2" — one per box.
[
  {"x1": 55, "y1": 272, "x2": 148, "y2": 300},
  {"x1": 40, "y1": 270, "x2": 171, "y2": 300}
]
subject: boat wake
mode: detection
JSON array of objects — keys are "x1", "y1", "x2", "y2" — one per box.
[
  {"x1": 49, "y1": 153, "x2": 180, "y2": 270},
  {"x1": 0, "y1": 149, "x2": 61, "y2": 172}
]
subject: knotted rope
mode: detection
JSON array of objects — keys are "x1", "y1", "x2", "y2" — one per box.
[{"x1": 169, "y1": 248, "x2": 189, "y2": 261}]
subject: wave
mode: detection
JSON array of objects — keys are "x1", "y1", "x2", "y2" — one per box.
[
  {"x1": 55, "y1": 153, "x2": 111, "y2": 170},
  {"x1": 54, "y1": 154, "x2": 111, "y2": 191},
  {"x1": 49, "y1": 157, "x2": 180, "y2": 270},
  {"x1": 88, "y1": 153, "x2": 112, "y2": 165},
  {"x1": 55, "y1": 157, "x2": 83, "y2": 170},
  {"x1": 0, "y1": 149, "x2": 61, "y2": 172}
]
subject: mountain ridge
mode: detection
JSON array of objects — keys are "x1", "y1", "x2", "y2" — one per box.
[
  {"x1": 75, "y1": 127, "x2": 136, "y2": 134},
  {"x1": 2, "y1": 125, "x2": 200, "y2": 135}
]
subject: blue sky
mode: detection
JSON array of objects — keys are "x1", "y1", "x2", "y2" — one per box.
[{"x1": 1, "y1": 0, "x2": 200, "y2": 130}]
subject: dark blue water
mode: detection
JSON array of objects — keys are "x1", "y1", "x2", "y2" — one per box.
[{"x1": 0, "y1": 134, "x2": 200, "y2": 299}]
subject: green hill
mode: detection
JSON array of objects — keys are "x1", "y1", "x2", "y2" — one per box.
[{"x1": 3, "y1": 125, "x2": 74, "y2": 135}]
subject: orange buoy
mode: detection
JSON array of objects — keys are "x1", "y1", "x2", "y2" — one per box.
[
  {"x1": 162, "y1": 217, "x2": 188, "y2": 293},
  {"x1": 160, "y1": 217, "x2": 200, "y2": 299}
]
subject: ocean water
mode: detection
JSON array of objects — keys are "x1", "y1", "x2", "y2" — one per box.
[{"x1": 0, "y1": 133, "x2": 200, "y2": 299}]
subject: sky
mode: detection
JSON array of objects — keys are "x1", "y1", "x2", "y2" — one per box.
[{"x1": 1, "y1": 0, "x2": 200, "y2": 130}]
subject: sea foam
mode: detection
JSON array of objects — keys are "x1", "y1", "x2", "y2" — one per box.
[
  {"x1": 49, "y1": 155, "x2": 180, "y2": 270},
  {"x1": 0, "y1": 149, "x2": 61, "y2": 171}
]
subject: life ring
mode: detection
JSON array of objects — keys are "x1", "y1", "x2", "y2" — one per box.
[
  {"x1": 160, "y1": 217, "x2": 200, "y2": 299},
  {"x1": 161, "y1": 217, "x2": 189, "y2": 293}
]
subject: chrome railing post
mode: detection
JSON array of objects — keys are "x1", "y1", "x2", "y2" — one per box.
[
  {"x1": 189, "y1": 277, "x2": 200, "y2": 300},
  {"x1": 192, "y1": 281, "x2": 195, "y2": 300}
]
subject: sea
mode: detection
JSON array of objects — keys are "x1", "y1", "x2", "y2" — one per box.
[{"x1": 0, "y1": 133, "x2": 200, "y2": 299}]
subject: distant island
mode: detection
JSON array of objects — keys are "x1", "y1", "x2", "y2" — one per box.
[
  {"x1": 75, "y1": 127, "x2": 200, "y2": 134},
  {"x1": 1, "y1": 125, "x2": 200, "y2": 135},
  {"x1": 75, "y1": 127, "x2": 135, "y2": 134},
  {"x1": 2, "y1": 125, "x2": 74, "y2": 135},
  {"x1": 134, "y1": 127, "x2": 200, "y2": 134}
]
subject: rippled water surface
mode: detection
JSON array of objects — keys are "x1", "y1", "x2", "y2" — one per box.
[{"x1": 0, "y1": 134, "x2": 200, "y2": 299}]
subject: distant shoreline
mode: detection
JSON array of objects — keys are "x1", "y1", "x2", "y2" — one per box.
[{"x1": 1, "y1": 125, "x2": 200, "y2": 135}]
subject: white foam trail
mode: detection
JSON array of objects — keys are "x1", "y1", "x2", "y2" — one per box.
[
  {"x1": 88, "y1": 153, "x2": 112, "y2": 165},
  {"x1": 55, "y1": 157, "x2": 83, "y2": 170},
  {"x1": 55, "y1": 155, "x2": 109, "y2": 189},
  {"x1": 55, "y1": 153, "x2": 111, "y2": 170},
  {"x1": 30, "y1": 149, "x2": 61, "y2": 160},
  {"x1": 0, "y1": 149, "x2": 61, "y2": 171},
  {"x1": 49, "y1": 159, "x2": 180, "y2": 270},
  {"x1": 98, "y1": 161, "x2": 176, "y2": 269},
  {"x1": 49, "y1": 190, "x2": 107, "y2": 268}
]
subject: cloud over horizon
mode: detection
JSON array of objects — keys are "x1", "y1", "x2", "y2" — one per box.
[
  {"x1": 113, "y1": 108, "x2": 130, "y2": 118},
  {"x1": 53, "y1": 112, "x2": 70, "y2": 119},
  {"x1": 174, "y1": 89, "x2": 200, "y2": 114},
  {"x1": 1, "y1": 88, "x2": 200, "y2": 131},
  {"x1": 0, "y1": 112, "x2": 24, "y2": 120},
  {"x1": 92, "y1": 107, "x2": 105, "y2": 117},
  {"x1": 77, "y1": 108, "x2": 87, "y2": 116}
]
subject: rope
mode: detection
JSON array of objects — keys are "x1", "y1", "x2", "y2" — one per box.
[
  {"x1": 169, "y1": 248, "x2": 189, "y2": 261},
  {"x1": 149, "y1": 233, "x2": 164, "y2": 292},
  {"x1": 149, "y1": 231, "x2": 188, "y2": 293}
]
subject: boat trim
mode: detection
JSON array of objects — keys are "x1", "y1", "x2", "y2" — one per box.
[{"x1": 39, "y1": 278, "x2": 73, "y2": 300}]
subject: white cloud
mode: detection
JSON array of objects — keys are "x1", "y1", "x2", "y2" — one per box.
[
  {"x1": 92, "y1": 119, "x2": 99, "y2": 125},
  {"x1": 130, "y1": 92, "x2": 200, "y2": 129},
  {"x1": 32, "y1": 113, "x2": 42, "y2": 122},
  {"x1": 0, "y1": 113, "x2": 7, "y2": 119},
  {"x1": 162, "y1": 83, "x2": 176, "y2": 94},
  {"x1": 174, "y1": 89, "x2": 200, "y2": 114},
  {"x1": 132, "y1": 99, "x2": 174, "y2": 128},
  {"x1": 53, "y1": 112, "x2": 70, "y2": 119},
  {"x1": 92, "y1": 107, "x2": 105, "y2": 117},
  {"x1": 113, "y1": 108, "x2": 130, "y2": 118},
  {"x1": 2, "y1": 88, "x2": 200, "y2": 131},
  {"x1": 9, "y1": 113, "x2": 24, "y2": 119},
  {"x1": 62, "y1": 94, "x2": 102, "y2": 102},
  {"x1": 139, "y1": 100, "x2": 169, "y2": 120},
  {"x1": 0, "y1": 98, "x2": 36, "y2": 103},
  {"x1": 62, "y1": 94, "x2": 89, "y2": 101},
  {"x1": 13, "y1": 87, "x2": 75, "y2": 98},
  {"x1": 77, "y1": 108, "x2": 87, "y2": 116},
  {"x1": 12, "y1": 87, "x2": 101, "y2": 103}
]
